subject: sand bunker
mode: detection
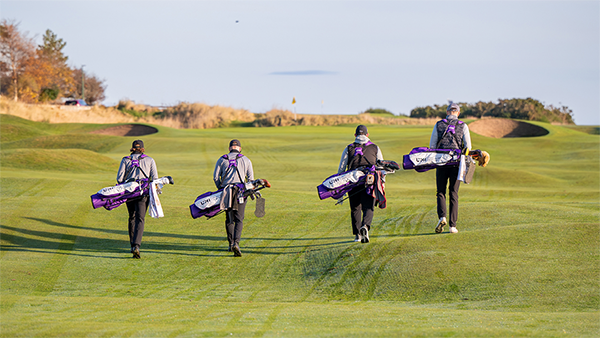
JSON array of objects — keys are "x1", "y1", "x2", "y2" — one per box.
[
  {"x1": 90, "y1": 124, "x2": 158, "y2": 137},
  {"x1": 469, "y1": 118, "x2": 549, "y2": 138}
]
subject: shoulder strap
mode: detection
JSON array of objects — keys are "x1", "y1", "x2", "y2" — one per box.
[
  {"x1": 224, "y1": 153, "x2": 246, "y2": 183},
  {"x1": 348, "y1": 142, "x2": 375, "y2": 166},
  {"x1": 126, "y1": 154, "x2": 149, "y2": 179},
  {"x1": 436, "y1": 119, "x2": 462, "y2": 149}
]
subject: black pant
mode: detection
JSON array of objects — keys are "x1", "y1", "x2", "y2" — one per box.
[
  {"x1": 436, "y1": 166, "x2": 460, "y2": 227},
  {"x1": 126, "y1": 195, "x2": 149, "y2": 249},
  {"x1": 348, "y1": 186, "x2": 375, "y2": 235},
  {"x1": 225, "y1": 201, "x2": 246, "y2": 247}
]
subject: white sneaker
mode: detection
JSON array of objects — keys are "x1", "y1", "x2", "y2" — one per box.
[
  {"x1": 354, "y1": 234, "x2": 362, "y2": 242},
  {"x1": 450, "y1": 227, "x2": 458, "y2": 234},
  {"x1": 435, "y1": 217, "x2": 447, "y2": 233},
  {"x1": 360, "y1": 226, "x2": 369, "y2": 243}
]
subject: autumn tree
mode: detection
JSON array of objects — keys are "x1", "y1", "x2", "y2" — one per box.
[
  {"x1": 0, "y1": 19, "x2": 35, "y2": 101},
  {"x1": 32, "y1": 29, "x2": 74, "y2": 101}
]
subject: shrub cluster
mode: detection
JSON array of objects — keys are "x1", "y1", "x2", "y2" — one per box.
[{"x1": 410, "y1": 98, "x2": 574, "y2": 124}]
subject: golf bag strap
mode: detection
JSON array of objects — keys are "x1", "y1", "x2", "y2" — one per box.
[
  {"x1": 126, "y1": 154, "x2": 149, "y2": 179},
  {"x1": 347, "y1": 142, "x2": 375, "y2": 168},
  {"x1": 223, "y1": 153, "x2": 246, "y2": 185}
]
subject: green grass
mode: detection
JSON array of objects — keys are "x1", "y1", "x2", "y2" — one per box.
[{"x1": 1, "y1": 115, "x2": 599, "y2": 337}]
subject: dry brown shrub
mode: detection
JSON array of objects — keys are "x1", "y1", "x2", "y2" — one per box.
[{"x1": 117, "y1": 99, "x2": 160, "y2": 114}]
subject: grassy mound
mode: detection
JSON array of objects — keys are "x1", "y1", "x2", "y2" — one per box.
[
  {"x1": 564, "y1": 125, "x2": 600, "y2": 135},
  {"x1": 2, "y1": 134, "x2": 124, "y2": 153},
  {"x1": 1, "y1": 148, "x2": 117, "y2": 172}
]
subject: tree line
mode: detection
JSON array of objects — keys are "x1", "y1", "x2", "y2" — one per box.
[
  {"x1": 0, "y1": 19, "x2": 106, "y2": 104},
  {"x1": 410, "y1": 98, "x2": 574, "y2": 124}
]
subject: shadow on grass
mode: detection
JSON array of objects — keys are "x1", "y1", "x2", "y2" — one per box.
[{"x1": 0, "y1": 217, "x2": 353, "y2": 258}]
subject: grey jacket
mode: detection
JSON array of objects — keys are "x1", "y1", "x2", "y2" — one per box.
[
  {"x1": 213, "y1": 151, "x2": 254, "y2": 189},
  {"x1": 116, "y1": 153, "x2": 158, "y2": 184}
]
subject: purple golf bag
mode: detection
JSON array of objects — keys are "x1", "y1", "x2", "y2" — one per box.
[
  {"x1": 189, "y1": 184, "x2": 240, "y2": 219},
  {"x1": 190, "y1": 179, "x2": 271, "y2": 219},
  {"x1": 317, "y1": 167, "x2": 373, "y2": 200},
  {"x1": 317, "y1": 160, "x2": 400, "y2": 201},
  {"x1": 91, "y1": 176, "x2": 173, "y2": 211},
  {"x1": 402, "y1": 147, "x2": 462, "y2": 172}
]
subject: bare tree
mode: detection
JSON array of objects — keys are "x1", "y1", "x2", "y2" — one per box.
[
  {"x1": 0, "y1": 19, "x2": 35, "y2": 101},
  {"x1": 72, "y1": 67, "x2": 107, "y2": 105}
]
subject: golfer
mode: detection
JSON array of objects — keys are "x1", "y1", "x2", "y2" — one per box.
[
  {"x1": 213, "y1": 139, "x2": 254, "y2": 257},
  {"x1": 116, "y1": 140, "x2": 158, "y2": 258},
  {"x1": 338, "y1": 125, "x2": 384, "y2": 243},
  {"x1": 429, "y1": 103, "x2": 472, "y2": 234}
]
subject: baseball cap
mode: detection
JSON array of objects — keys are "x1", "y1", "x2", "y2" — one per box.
[
  {"x1": 447, "y1": 103, "x2": 460, "y2": 113},
  {"x1": 132, "y1": 140, "x2": 144, "y2": 148},
  {"x1": 355, "y1": 125, "x2": 368, "y2": 135},
  {"x1": 229, "y1": 139, "x2": 241, "y2": 147}
]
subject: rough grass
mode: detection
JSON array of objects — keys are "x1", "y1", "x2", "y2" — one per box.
[{"x1": 1, "y1": 117, "x2": 599, "y2": 337}]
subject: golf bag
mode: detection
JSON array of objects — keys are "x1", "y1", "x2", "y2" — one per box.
[
  {"x1": 90, "y1": 176, "x2": 174, "y2": 212},
  {"x1": 317, "y1": 160, "x2": 398, "y2": 203},
  {"x1": 402, "y1": 147, "x2": 463, "y2": 172},
  {"x1": 189, "y1": 179, "x2": 271, "y2": 219}
]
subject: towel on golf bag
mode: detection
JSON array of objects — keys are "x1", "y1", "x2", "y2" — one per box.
[
  {"x1": 190, "y1": 179, "x2": 271, "y2": 219},
  {"x1": 457, "y1": 155, "x2": 476, "y2": 184},
  {"x1": 402, "y1": 147, "x2": 463, "y2": 172},
  {"x1": 90, "y1": 176, "x2": 174, "y2": 217}
]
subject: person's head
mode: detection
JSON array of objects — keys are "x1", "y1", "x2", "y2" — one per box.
[
  {"x1": 229, "y1": 139, "x2": 241, "y2": 152},
  {"x1": 447, "y1": 103, "x2": 460, "y2": 117},
  {"x1": 130, "y1": 140, "x2": 145, "y2": 153},
  {"x1": 354, "y1": 124, "x2": 369, "y2": 137}
]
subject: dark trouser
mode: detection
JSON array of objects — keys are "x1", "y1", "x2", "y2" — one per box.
[
  {"x1": 126, "y1": 195, "x2": 149, "y2": 249},
  {"x1": 225, "y1": 201, "x2": 246, "y2": 247},
  {"x1": 436, "y1": 166, "x2": 460, "y2": 228},
  {"x1": 348, "y1": 186, "x2": 375, "y2": 235}
]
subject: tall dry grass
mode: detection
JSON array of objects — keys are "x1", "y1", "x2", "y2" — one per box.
[
  {"x1": 0, "y1": 98, "x2": 137, "y2": 124},
  {"x1": 253, "y1": 108, "x2": 439, "y2": 127},
  {"x1": 0, "y1": 98, "x2": 439, "y2": 129},
  {"x1": 152, "y1": 102, "x2": 255, "y2": 129}
]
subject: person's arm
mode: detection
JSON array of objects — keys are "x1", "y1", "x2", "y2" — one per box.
[
  {"x1": 149, "y1": 158, "x2": 158, "y2": 180},
  {"x1": 116, "y1": 158, "x2": 127, "y2": 184},
  {"x1": 429, "y1": 123, "x2": 439, "y2": 149},
  {"x1": 463, "y1": 124, "x2": 472, "y2": 151},
  {"x1": 213, "y1": 158, "x2": 223, "y2": 188},
  {"x1": 245, "y1": 158, "x2": 254, "y2": 181},
  {"x1": 338, "y1": 147, "x2": 348, "y2": 174},
  {"x1": 376, "y1": 146, "x2": 384, "y2": 161}
]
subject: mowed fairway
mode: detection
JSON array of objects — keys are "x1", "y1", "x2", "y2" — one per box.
[{"x1": 1, "y1": 114, "x2": 598, "y2": 337}]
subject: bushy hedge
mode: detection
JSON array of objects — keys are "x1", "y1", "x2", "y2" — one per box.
[{"x1": 410, "y1": 98, "x2": 574, "y2": 124}]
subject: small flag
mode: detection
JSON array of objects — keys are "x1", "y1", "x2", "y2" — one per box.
[{"x1": 292, "y1": 97, "x2": 296, "y2": 104}]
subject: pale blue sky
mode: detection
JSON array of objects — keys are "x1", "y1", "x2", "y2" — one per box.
[{"x1": 2, "y1": 0, "x2": 599, "y2": 124}]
